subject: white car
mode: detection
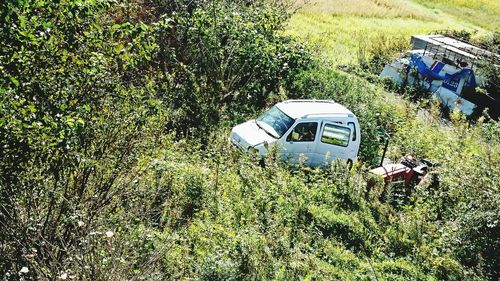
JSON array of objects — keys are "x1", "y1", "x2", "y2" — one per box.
[{"x1": 230, "y1": 100, "x2": 361, "y2": 166}]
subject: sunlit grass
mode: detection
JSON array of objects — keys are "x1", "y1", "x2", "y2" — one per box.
[
  {"x1": 287, "y1": 0, "x2": 494, "y2": 65},
  {"x1": 413, "y1": 0, "x2": 500, "y2": 31},
  {"x1": 287, "y1": 14, "x2": 456, "y2": 65},
  {"x1": 295, "y1": 0, "x2": 432, "y2": 19}
]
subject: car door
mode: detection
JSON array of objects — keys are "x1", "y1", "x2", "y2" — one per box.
[
  {"x1": 280, "y1": 122, "x2": 318, "y2": 165},
  {"x1": 312, "y1": 122, "x2": 352, "y2": 166}
]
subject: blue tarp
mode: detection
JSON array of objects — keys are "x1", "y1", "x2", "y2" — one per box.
[
  {"x1": 442, "y1": 68, "x2": 477, "y2": 92},
  {"x1": 409, "y1": 54, "x2": 446, "y2": 82},
  {"x1": 409, "y1": 53, "x2": 477, "y2": 94}
]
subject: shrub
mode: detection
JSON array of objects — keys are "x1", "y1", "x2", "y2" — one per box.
[{"x1": 151, "y1": 0, "x2": 313, "y2": 140}]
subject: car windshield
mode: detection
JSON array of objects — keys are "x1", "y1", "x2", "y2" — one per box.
[{"x1": 256, "y1": 105, "x2": 295, "y2": 138}]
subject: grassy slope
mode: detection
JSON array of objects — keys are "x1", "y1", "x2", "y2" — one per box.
[
  {"x1": 413, "y1": 0, "x2": 500, "y2": 32},
  {"x1": 286, "y1": 0, "x2": 496, "y2": 65}
]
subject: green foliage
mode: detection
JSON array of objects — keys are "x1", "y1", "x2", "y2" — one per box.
[
  {"x1": 0, "y1": 0, "x2": 165, "y2": 278},
  {"x1": 477, "y1": 59, "x2": 500, "y2": 107},
  {"x1": 103, "y1": 140, "x2": 429, "y2": 280},
  {"x1": 391, "y1": 110, "x2": 500, "y2": 279},
  {"x1": 357, "y1": 34, "x2": 410, "y2": 74},
  {"x1": 152, "y1": 0, "x2": 313, "y2": 139},
  {"x1": 306, "y1": 206, "x2": 368, "y2": 250},
  {"x1": 0, "y1": 0, "x2": 499, "y2": 280}
]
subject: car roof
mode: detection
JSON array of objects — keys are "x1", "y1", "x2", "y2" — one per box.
[{"x1": 276, "y1": 100, "x2": 355, "y2": 119}]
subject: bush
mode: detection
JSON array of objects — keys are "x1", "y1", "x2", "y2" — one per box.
[{"x1": 151, "y1": 0, "x2": 313, "y2": 140}]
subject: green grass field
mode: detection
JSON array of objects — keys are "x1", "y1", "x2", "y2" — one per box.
[
  {"x1": 414, "y1": 0, "x2": 500, "y2": 31},
  {"x1": 287, "y1": 0, "x2": 498, "y2": 65}
]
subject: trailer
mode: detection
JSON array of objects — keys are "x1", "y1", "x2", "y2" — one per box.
[{"x1": 381, "y1": 35, "x2": 499, "y2": 117}]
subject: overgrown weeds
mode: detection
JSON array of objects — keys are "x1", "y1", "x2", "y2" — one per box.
[{"x1": 0, "y1": 0, "x2": 499, "y2": 280}]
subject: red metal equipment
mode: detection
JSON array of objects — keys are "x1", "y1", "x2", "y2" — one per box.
[{"x1": 370, "y1": 155, "x2": 435, "y2": 187}]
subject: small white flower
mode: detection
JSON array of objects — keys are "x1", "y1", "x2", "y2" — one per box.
[
  {"x1": 105, "y1": 231, "x2": 114, "y2": 238},
  {"x1": 77, "y1": 221, "x2": 85, "y2": 227},
  {"x1": 59, "y1": 273, "x2": 68, "y2": 280},
  {"x1": 19, "y1": 267, "x2": 29, "y2": 274}
]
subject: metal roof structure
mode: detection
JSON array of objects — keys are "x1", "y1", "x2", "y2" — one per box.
[{"x1": 411, "y1": 35, "x2": 498, "y2": 68}]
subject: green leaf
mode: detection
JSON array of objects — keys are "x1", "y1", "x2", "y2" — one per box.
[{"x1": 9, "y1": 76, "x2": 20, "y2": 87}]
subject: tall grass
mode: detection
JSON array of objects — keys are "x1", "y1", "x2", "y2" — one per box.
[
  {"x1": 287, "y1": 15, "x2": 452, "y2": 65},
  {"x1": 294, "y1": 0, "x2": 433, "y2": 19},
  {"x1": 287, "y1": 0, "x2": 494, "y2": 65},
  {"x1": 413, "y1": 0, "x2": 500, "y2": 31}
]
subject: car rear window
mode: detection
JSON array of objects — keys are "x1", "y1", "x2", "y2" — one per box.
[{"x1": 321, "y1": 124, "x2": 351, "y2": 147}]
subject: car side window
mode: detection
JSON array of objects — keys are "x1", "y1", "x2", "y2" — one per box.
[
  {"x1": 347, "y1": 122, "x2": 356, "y2": 141},
  {"x1": 287, "y1": 122, "x2": 318, "y2": 142},
  {"x1": 321, "y1": 124, "x2": 351, "y2": 147}
]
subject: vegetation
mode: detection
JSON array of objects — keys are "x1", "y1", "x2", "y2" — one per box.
[
  {"x1": 287, "y1": 0, "x2": 495, "y2": 65},
  {"x1": 0, "y1": 0, "x2": 498, "y2": 280},
  {"x1": 413, "y1": 0, "x2": 500, "y2": 32}
]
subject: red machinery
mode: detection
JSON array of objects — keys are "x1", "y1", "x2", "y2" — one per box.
[{"x1": 370, "y1": 155, "x2": 436, "y2": 187}]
